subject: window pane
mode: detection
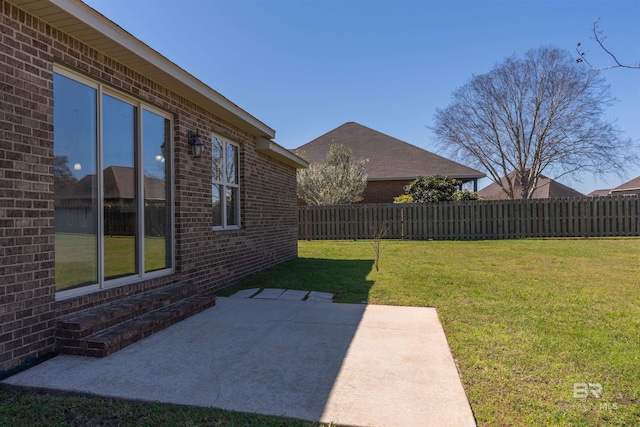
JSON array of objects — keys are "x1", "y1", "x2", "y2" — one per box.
[
  {"x1": 54, "y1": 73, "x2": 98, "y2": 290},
  {"x1": 143, "y1": 110, "x2": 171, "y2": 273},
  {"x1": 212, "y1": 184, "x2": 223, "y2": 227},
  {"x1": 102, "y1": 94, "x2": 137, "y2": 280},
  {"x1": 226, "y1": 142, "x2": 238, "y2": 184},
  {"x1": 212, "y1": 136, "x2": 223, "y2": 181},
  {"x1": 226, "y1": 187, "x2": 238, "y2": 226}
]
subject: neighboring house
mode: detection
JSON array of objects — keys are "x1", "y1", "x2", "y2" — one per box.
[
  {"x1": 478, "y1": 172, "x2": 585, "y2": 200},
  {"x1": 294, "y1": 122, "x2": 485, "y2": 204},
  {"x1": 59, "y1": 166, "x2": 166, "y2": 205},
  {"x1": 56, "y1": 166, "x2": 168, "y2": 237},
  {"x1": 609, "y1": 176, "x2": 640, "y2": 196},
  {"x1": 587, "y1": 189, "x2": 612, "y2": 197},
  {"x1": 1, "y1": 0, "x2": 307, "y2": 374}
]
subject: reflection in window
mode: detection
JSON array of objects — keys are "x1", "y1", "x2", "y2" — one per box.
[
  {"x1": 53, "y1": 73, "x2": 98, "y2": 291},
  {"x1": 143, "y1": 110, "x2": 171, "y2": 273},
  {"x1": 53, "y1": 69, "x2": 173, "y2": 294},
  {"x1": 103, "y1": 94, "x2": 137, "y2": 280},
  {"x1": 212, "y1": 135, "x2": 240, "y2": 229},
  {"x1": 226, "y1": 143, "x2": 238, "y2": 184},
  {"x1": 226, "y1": 187, "x2": 238, "y2": 226},
  {"x1": 212, "y1": 138, "x2": 223, "y2": 182},
  {"x1": 212, "y1": 184, "x2": 222, "y2": 227}
]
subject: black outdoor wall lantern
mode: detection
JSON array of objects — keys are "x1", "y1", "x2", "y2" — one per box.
[{"x1": 188, "y1": 131, "x2": 204, "y2": 158}]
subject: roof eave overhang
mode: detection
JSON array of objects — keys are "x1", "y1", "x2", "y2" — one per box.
[
  {"x1": 610, "y1": 187, "x2": 640, "y2": 193},
  {"x1": 12, "y1": 0, "x2": 275, "y2": 139},
  {"x1": 256, "y1": 137, "x2": 309, "y2": 169},
  {"x1": 368, "y1": 174, "x2": 486, "y2": 182}
]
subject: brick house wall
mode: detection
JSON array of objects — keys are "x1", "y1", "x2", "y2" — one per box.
[
  {"x1": 359, "y1": 180, "x2": 410, "y2": 204},
  {"x1": 0, "y1": 1, "x2": 57, "y2": 373},
  {"x1": 297, "y1": 180, "x2": 410, "y2": 205},
  {"x1": 1, "y1": 0, "x2": 300, "y2": 372}
]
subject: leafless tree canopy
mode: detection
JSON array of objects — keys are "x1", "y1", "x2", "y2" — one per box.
[
  {"x1": 433, "y1": 46, "x2": 634, "y2": 199},
  {"x1": 297, "y1": 143, "x2": 368, "y2": 205},
  {"x1": 576, "y1": 18, "x2": 640, "y2": 71}
]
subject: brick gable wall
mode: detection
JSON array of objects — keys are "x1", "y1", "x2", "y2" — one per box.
[{"x1": 1, "y1": 0, "x2": 298, "y2": 371}]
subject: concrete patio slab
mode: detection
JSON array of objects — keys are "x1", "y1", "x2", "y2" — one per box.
[
  {"x1": 2, "y1": 297, "x2": 476, "y2": 427},
  {"x1": 278, "y1": 289, "x2": 310, "y2": 301},
  {"x1": 306, "y1": 291, "x2": 334, "y2": 302},
  {"x1": 252, "y1": 288, "x2": 286, "y2": 299},
  {"x1": 228, "y1": 288, "x2": 261, "y2": 298}
]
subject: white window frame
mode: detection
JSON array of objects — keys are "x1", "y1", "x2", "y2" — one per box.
[
  {"x1": 54, "y1": 66, "x2": 175, "y2": 301},
  {"x1": 211, "y1": 133, "x2": 240, "y2": 231}
]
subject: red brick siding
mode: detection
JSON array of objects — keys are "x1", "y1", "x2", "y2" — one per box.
[
  {"x1": 358, "y1": 180, "x2": 410, "y2": 204},
  {"x1": 1, "y1": 0, "x2": 298, "y2": 371},
  {"x1": 0, "y1": 0, "x2": 56, "y2": 371},
  {"x1": 297, "y1": 180, "x2": 410, "y2": 205}
]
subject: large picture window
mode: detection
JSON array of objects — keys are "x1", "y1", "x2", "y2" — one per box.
[
  {"x1": 212, "y1": 134, "x2": 240, "y2": 229},
  {"x1": 53, "y1": 68, "x2": 173, "y2": 297}
]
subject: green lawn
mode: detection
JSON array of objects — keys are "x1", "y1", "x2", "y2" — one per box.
[
  {"x1": 0, "y1": 389, "x2": 327, "y2": 427},
  {"x1": 5, "y1": 238, "x2": 639, "y2": 426},
  {"x1": 220, "y1": 238, "x2": 640, "y2": 426},
  {"x1": 55, "y1": 234, "x2": 168, "y2": 290}
]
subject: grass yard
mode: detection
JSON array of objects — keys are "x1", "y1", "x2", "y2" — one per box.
[
  {"x1": 219, "y1": 238, "x2": 640, "y2": 426},
  {"x1": 0, "y1": 389, "x2": 327, "y2": 427},
  {"x1": 55, "y1": 234, "x2": 168, "y2": 290}
]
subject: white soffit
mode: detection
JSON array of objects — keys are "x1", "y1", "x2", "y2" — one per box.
[
  {"x1": 256, "y1": 138, "x2": 309, "y2": 169},
  {"x1": 11, "y1": 0, "x2": 275, "y2": 139}
]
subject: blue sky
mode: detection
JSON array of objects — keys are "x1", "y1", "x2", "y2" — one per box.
[{"x1": 83, "y1": 0, "x2": 639, "y2": 194}]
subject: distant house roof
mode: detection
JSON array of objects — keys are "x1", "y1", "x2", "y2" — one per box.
[
  {"x1": 587, "y1": 189, "x2": 611, "y2": 197},
  {"x1": 610, "y1": 176, "x2": 640, "y2": 194},
  {"x1": 478, "y1": 171, "x2": 585, "y2": 200},
  {"x1": 294, "y1": 122, "x2": 485, "y2": 181},
  {"x1": 61, "y1": 166, "x2": 166, "y2": 201}
]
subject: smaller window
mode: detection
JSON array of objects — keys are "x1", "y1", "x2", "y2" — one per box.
[{"x1": 212, "y1": 134, "x2": 240, "y2": 229}]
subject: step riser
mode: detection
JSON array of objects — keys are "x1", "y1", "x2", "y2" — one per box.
[
  {"x1": 80, "y1": 298, "x2": 215, "y2": 357},
  {"x1": 56, "y1": 283, "x2": 196, "y2": 340},
  {"x1": 55, "y1": 284, "x2": 215, "y2": 358}
]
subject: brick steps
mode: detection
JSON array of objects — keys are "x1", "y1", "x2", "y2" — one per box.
[{"x1": 56, "y1": 283, "x2": 216, "y2": 357}]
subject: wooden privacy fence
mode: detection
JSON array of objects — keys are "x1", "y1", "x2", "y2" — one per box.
[
  {"x1": 55, "y1": 204, "x2": 167, "y2": 237},
  {"x1": 298, "y1": 195, "x2": 640, "y2": 240}
]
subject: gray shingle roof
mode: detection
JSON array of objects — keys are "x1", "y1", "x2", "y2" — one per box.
[
  {"x1": 478, "y1": 171, "x2": 584, "y2": 199},
  {"x1": 587, "y1": 189, "x2": 612, "y2": 197},
  {"x1": 611, "y1": 176, "x2": 640, "y2": 193},
  {"x1": 294, "y1": 122, "x2": 485, "y2": 181}
]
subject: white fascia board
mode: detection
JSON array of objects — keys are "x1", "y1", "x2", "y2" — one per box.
[
  {"x1": 368, "y1": 174, "x2": 485, "y2": 182},
  {"x1": 610, "y1": 187, "x2": 640, "y2": 193},
  {"x1": 48, "y1": 0, "x2": 275, "y2": 139},
  {"x1": 256, "y1": 137, "x2": 309, "y2": 169}
]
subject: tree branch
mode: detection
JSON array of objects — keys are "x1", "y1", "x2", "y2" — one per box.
[{"x1": 576, "y1": 18, "x2": 640, "y2": 71}]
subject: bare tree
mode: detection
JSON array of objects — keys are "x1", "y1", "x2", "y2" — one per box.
[
  {"x1": 297, "y1": 143, "x2": 368, "y2": 205},
  {"x1": 370, "y1": 223, "x2": 389, "y2": 272},
  {"x1": 433, "y1": 46, "x2": 634, "y2": 199},
  {"x1": 576, "y1": 18, "x2": 640, "y2": 71}
]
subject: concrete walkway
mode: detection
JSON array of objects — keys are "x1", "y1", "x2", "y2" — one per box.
[
  {"x1": 229, "y1": 287, "x2": 335, "y2": 302},
  {"x1": 3, "y1": 297, "x2": 476, "y2": 427}
]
